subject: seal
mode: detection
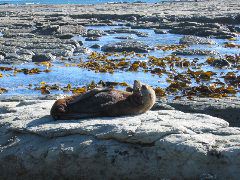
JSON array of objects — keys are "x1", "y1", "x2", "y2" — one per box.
[{"x1": 51, "y1": 80, "x2": 156, "y2": 120}]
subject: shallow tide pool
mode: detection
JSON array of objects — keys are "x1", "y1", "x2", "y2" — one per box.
[{"x1": 0, "y1": 25, "x2": 239, "y2": 98}]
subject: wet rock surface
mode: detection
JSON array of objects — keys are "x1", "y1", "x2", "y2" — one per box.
[
  {"x1": 168, "y1": 22, "x2": 237, "y2": 39},
  {"x1": 32, "y1": 53, "x2": 56, "y2": 62},
  {"x1": 90, "y1": 44, "x2": 101, "y2": 49},
  {"x1": 211, "y1": 58, "x2": 231, "y2": 68},
  {"x1": 33, "y1": 25, "x2": 61, "y2": 35},
  {"x1": 179, "y1": 35, "x2": 216, "y2": 45},
  {"x1": 84, "y1": 29, "x2": 106, "y2": 37},
  {"x1": 115, "y1": 36, "x2": 133, "y2": 40},
  {"x1": 85, "y1": 36, "x2": 100, "y2": 41},
  {"x1": 0, "y1": 13, "x2": 86, "y2": 64},
  {"x1": 106, "y1": 27, "x2": 140, "y2": 34},
  {"x1": 0, "y1": 0, "x2": 239, "y2": 64},
  {"x1": 102, "y1": 41, "x2": 153, "y2": 53},
  {"x1": 154, "y1": 29, "x2": 167, "y2": 34},
  {"x1": 173, "y1": 49, "x2": 219, "y2": 56},
  {"x1": 0, "y1": 99, "x2": 240, "y2": 179}
]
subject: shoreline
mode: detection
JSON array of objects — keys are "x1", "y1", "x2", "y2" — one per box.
[
  {"x1": 0, "y1": 0, "x2": 214, "y2": 5},
  {"x1": 0, "y1": 0, "x2": 239, "y2": 98},
  {"x1": 0, "y1": 0, "x2": 239, "y2": 18}
]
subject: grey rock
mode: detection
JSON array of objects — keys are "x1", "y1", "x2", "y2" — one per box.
[
  {"x1": 235, "y1": 26, "x2": 240, "y2": 32},
  {"x1": 0, "y1": 55, "x2": 4, "y2": 61},
  {"x1": 34, "y1": 25, "x2": 61, "y2": 35},
  {"x1": 0, "y1": 51, "x2": 6, "y2": 57},
  {"x1": 136, "y1": 31, "x2": 148, "y2": 37},
  {"x1": 16, "y1": 49, "x2": 34, "y2": 56},
  {"x1": 154, "y1": 29, "x2": 167, "y2": 34},
  {"x1": 15, "y1": 49, "x2": 34, "y2": 61},
  {"x1": 78, "y1": 40, "x2": 83, "y2": 46},
  {"x1": 60, "y1": 25, "x2": 86, "y2": 35},
  {"x1": 0, "y1": 46, "x2": 17, "y2": 54},
  {"x1": 199, "y1": 173, "x2": 217, "y2": 180},
  {"x1": 173, "y1": 49, "x2": 219, "y2": 56},
  {"x1": 5, "y1": 53, "x2": 21, "y2": 60},
  {"x1": 33, "y1": 49, "x2": 74, "y2": 57},
  {"x1": 106, "y1": 27, "x2": 148, "y2": 37},
  {"x1": 169, "y1": 97, "x2": 240, "y2": 127},
  {"x1": 102, "y1": 41, "x2": 153, "y2": 53},
  {"x1": 0, "y1": 100, "x2": 239, "y2": 179},
  {"x1": 3, "y1": 33, "x2": 35, "y2": 38},
  {"x1": 139, "y1": 15, "x2": 159, "y2": 23},
  {"x1": 3, "y1": 53, "x2": 28, "y2": 64},
  {"x1": 215, "y1": 34, "x2": 236, "y2": 39},
  {"x1": 63, "y1": 39, "x2": 81, "y2": 49},
  {"x1": 57, "y1": 33, "x2": 74, "y2": 39},
  {"x1": 169, "y1": 23, "x2": 237, "y2": 39},
  {"x1": 115, "y1": 36, "x2": 133, "y2": 40},
  {"x1": 84, "y1": 29, "x2": 106, "y2": 37},
  {"x1": 32, "y1": 53, "x2": 55, "y2": 62},
  {"x1": 106, "y1": 27, "x2": 138, "y2": 34},
  {"x1": 130, "y1": 23, "x2": 159, "y2": 29},
  {"x1": 151, "y1": 102, "x2": 175, "y2": 110},
  {"x1": 85, "y1": 36, "x2": 99, "y2": 41},
  {"x1": 179, "y1": 35, "x2": 216, "y2": 45},
  {"x1": 127, "y1": 15, "x2": 137, "y2": 22},
  {"x1": 211, "y1": 58, "x2": 231, "y2": 68},
  {"x1": 74, "y1": 46, "x2": 90, "y2": 54},
  {"x1": 90, "y1": 44, "x2": 101, "y2": 49}
]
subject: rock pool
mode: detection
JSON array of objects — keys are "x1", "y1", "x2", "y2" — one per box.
[{"x1": 0, "y1": 25, "x2": 239, "y2": 98}]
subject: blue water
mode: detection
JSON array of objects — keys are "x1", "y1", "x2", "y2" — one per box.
[
  {"x1": 0, "y1": 25, "x2": 239, "y2": 97},
  {"x1": 0, "y1": 0, "x2": 165, "y2": 5}
]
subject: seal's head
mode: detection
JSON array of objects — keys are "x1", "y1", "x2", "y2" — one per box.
[
  {"x1": 132, "y1": 80, "x2": 156, "y2": 108},
  {"x1": 50, "y1": 99, "x2": 68, "y2": 120}
]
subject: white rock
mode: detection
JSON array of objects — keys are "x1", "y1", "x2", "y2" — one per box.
[{"x1": 0, "y1": 100, "x2": 240, "y2": 179}]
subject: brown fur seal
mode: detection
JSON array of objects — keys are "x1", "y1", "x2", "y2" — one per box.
[{"x1": 51, "y1": 80, "x2": 156, "y2": 120}]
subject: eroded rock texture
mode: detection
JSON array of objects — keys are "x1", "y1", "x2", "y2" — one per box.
[{"x1": 0, "y1": 100, "x2": 240, "y2": 179}]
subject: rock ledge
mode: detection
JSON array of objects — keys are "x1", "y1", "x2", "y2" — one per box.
[{"x1": 0, "y1": 100, "x2": 240, "y2": 179}]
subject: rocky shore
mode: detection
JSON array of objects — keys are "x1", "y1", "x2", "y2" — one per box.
[
  {"x1": 0, "y1": 0, "x2": 239, "y2": 64},
  {"x1": 0, "y1": 98, "x2": 240, "y2": 179}
]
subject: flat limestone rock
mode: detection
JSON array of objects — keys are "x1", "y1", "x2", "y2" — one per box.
[
  {"x1": 172, "y1": 49, "x2": 219, "y2": 56},
  {"x1": 169, "y1": 97, "x2": 240, "y2": 127},
  {"x1": 179, "y1": 35, "x2": 216, "y2": 45},
  {"x1": 0, "y1": 100, "x2": 240, "y2": 179},
  {"x1": 101, "y1": 41, "x2": 153, "y2": 53}
]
